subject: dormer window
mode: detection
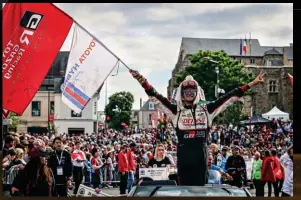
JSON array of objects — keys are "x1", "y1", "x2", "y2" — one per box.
[{"x1": 149, "y1": 102, "x2": 154, "y2": 110}]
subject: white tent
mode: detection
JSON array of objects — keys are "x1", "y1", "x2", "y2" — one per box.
[{"x1": 262, "y1": 106, "x2": 290, "y2": 121}]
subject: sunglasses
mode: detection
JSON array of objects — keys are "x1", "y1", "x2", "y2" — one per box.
[{"x1": 183, "y1": 89, "x2": 197, "y2": 95}]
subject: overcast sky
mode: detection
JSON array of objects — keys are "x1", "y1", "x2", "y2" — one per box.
[{"x1": 54, "y1": 3, "x2": 292, "y2": 111}]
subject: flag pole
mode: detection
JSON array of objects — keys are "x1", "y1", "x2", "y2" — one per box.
[
  {"x1": 249, "y1": 32, "x2": 252, "y2": 57},
  {"x1": 73, "y1": 21, "x2": 131, "y2": 70},
  {"x1": 244, "y1": 35, "x2": 246, "y2": 65},
  {"x1": 52, "y1": 4, "x2": 131, "y2": 71}
]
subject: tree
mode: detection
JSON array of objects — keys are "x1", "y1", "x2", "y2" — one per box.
[
  {"x1": 104, "y1": 91, "x2": 134, "y2": 130},
  {"x1": 213, "y1": 102, "x2": 249, "y2": 125},
  {"x1": 8, "y1": 112, "x2": 19, "y2": 132},
  {"x1": 175, "y1": 50, "x2": 255, "y2": 101}
]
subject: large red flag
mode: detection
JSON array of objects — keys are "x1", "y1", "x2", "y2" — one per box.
[
  {"x1": 288, "y1": 73, "x2": 293, "y2": 85},
  {"x1": 2, "y1": 3, "x2": 73, "y2": 115}
]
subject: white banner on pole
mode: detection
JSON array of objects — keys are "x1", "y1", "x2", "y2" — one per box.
[{"x1": 62, "y1": 23, "x2": 119, "y2": 113}]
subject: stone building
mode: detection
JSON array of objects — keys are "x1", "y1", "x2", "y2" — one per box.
[{"x1": 167, "y1": 38, "x2": 293, "y2": 117}]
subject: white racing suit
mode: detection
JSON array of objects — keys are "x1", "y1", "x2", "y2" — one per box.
[{"x1": 136, "y1": 73, "x2": 250, "y2": 186}]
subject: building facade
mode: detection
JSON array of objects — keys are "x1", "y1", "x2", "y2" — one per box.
[
  {"x1": 17, "y1": 51, "x2": 100, "y2": 134},
  {"x1": 53, "y1": 92, "x2": 98, "y2": 135},
  {"x1": 16, "y1": 52, "x2": 69, "y2": 133},
  {"x1": 167, "y1": 38, "x2": 293, "y2": 116},
  {"x1": 17, "y1": 91, "x2": 55, "y2": 133},
  {"x1": 137, "y1": 99, "x2": 158, "y2": 129}
]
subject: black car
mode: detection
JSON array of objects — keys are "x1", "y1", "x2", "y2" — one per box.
[{"x1": 128, "y1": 179, "x2": 252, "y2": 197}]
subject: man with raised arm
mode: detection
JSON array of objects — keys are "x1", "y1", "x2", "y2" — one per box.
[{"x1": 130, "y1": 69, "x2": 265, "y2": 186}]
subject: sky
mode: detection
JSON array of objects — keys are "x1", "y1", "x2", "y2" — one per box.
[{"x1": 31, "y1": 3, "x2": 296, "y2": 111}]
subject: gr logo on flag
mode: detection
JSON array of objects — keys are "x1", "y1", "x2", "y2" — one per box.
[
  {"x1": 3, "y1": 3, "x2": 73, "y2": 115},
  {"x1": 19, "y1": 11, "x2": 44, "y2": 45}
]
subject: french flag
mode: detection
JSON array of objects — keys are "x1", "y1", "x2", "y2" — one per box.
[{"x1": 242, "y1": 36, "x2": 247, "y2": 54}]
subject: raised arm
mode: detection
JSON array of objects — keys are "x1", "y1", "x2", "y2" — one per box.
[
  {"x1": 207, "y1": 85, "x2": 249, "y2": 119},
  {"x1": 129, "y1": 70, "x2": 177, "y2": 114},
  {"x1": 207, "y1": 70, "x2": 266, "y2": 120}
]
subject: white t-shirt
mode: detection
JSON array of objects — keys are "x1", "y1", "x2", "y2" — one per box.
[{"x1": 280, "y1": 153, "x2": 293, "y2": 196}]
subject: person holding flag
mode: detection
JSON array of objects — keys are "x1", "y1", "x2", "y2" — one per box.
[{"x1": 129, "y1": 69, "x2": 266, "y2": 186}]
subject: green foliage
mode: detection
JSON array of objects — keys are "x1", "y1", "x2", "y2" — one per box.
[
  {"x1": 213, "y1": 102, "x2": 248, "y2": 125},
  {"x1": 175, "y1": 50, "x2": 255, "y2": 101},
  {"x1": 104, "y1": 91, "x2": 134, "y2": 130},
  {"x1": 8, "y1": 112, "x2": 19, "y2": 131},
  {"x1": 157, "y1": 120, "x2": 167, "y2": 129}
]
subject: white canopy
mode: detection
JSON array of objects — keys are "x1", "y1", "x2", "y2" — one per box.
[{"x1": 262, "y1": 106, "x2": 290, "y2": 121}]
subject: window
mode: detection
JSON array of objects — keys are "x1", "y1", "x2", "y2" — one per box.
[
  {"x1": 250, "y1": 59, "x2": 255, "y2": 64},
  {"x1": 32, "y1": 101, "x2": 41, "y2": 116},
  {"x1": 149, "y1": 102, "x2": 154, "y2": 110},
  {"x1": 39, "y1": 85, "x2": 47, "y2": 91},
  {"x1": 50, "y1": 101, "x2": 55, "y2": 114},
  {"x1": 47, "y1": 86, "x2": 54, "y2": 90},
  {"x1": 148, "y1": 114, "x2": 152, "y2": 125},
  {"x1": 94, "y1": 102, "x2": 97, "y2": 115},
  {"x1": 268, "y1": 80, "x2": 278, "y2": 93},
  {"x1": 71, "y1": 110, "x2": 82, "y2": 117}
]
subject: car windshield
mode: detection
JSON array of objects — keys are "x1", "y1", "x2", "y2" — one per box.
[{"x1": 133, "y1": 186, "x2": 248, "y2": 197}]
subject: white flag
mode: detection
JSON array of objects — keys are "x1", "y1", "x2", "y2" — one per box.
[{"x1": 62, "y1": 23, "x2": 118, "y2": 113}]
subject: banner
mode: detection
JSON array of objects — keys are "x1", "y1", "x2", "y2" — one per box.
[
  {"x1": 2, "y1": 109, "x2": 11, "y2": 119},
  {"x1": 62, "y1": 22, "x2": 119, "y2": 113},
  {"x1": 288, "y1": 73, "x2": 293, "y2": 85},
  {"x1": 139, "y1": 167, "x2": 169, "y2": 180},
  {"x1": 151, "y1": 113, "x2": 155, "y2": 128},
  {"x1": 71, "y1": 151, "x2": 85, "y2": 161},
  {"x1": 2, "y1": 3, "x2": 73, "y2": 114}
]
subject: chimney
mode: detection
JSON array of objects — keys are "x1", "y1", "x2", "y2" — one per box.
[{"x1": 140, "y1": 98, "x2": 142, "y2": 109}]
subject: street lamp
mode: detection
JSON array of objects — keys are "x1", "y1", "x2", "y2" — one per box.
[
  {"x1": 203, "y1": 57, "x2": 220, "y2": 98},
  {"x1": 215, "y1": 66, "x2": 220, "y2": 98},
  {"x1": 104, "y1": 65, "x2": 120, "y2": 130}
]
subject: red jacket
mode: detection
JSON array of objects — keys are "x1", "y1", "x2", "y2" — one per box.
[
  {"x1": 127, "y1": 149, "x2": 137, "y2": 171},
  {"x1": 118, "y1": 151, "x2": 129, "y2": 173},
  {"x1": 273, "y1": 156, "x2": 284, "y2": 180},
  {"x1": 261, "y1": 156, "x2": 276, "y2": 182}
]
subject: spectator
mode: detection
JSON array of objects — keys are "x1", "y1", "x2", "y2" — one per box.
[
  {"x1": 127, "y1": 143, "x2": 137, "y2": 193},
  {"x1": 148, "y1": 144, "x2": 171, "y2": 168},
  {"x1": 118, "y1": 145, "x2": 129, "y2": 195},
  {"x1": 280, "y1": 145, "x2": 293, "y2": 197},
  {"x1": 72, "y1": 141, "x2": 86, "y2": 194},
  {"x1": 3, "y1": 135, "x2": 15, "y2": 157},
  {"x1": 261, "y1": 150, "x2": 277, "y2": 197},
  {"x1": 11, "y1": 147, "x2": 54, "y2": 196},
  {"x1": 251, "y1": 152, "x2": 263, "y2": 196},
  {"x1": 84, "y1": 153, "x2": 93, "y2": 187},
  {"x1": 271, "y1": 149, "x2": 283, "y2": 197},
  {"x1": 47, "y1": 137, "x2": 73, "y2": 197},
  {"x1": 91, "y1": 148, "x2": 103, "y2": 189}
]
